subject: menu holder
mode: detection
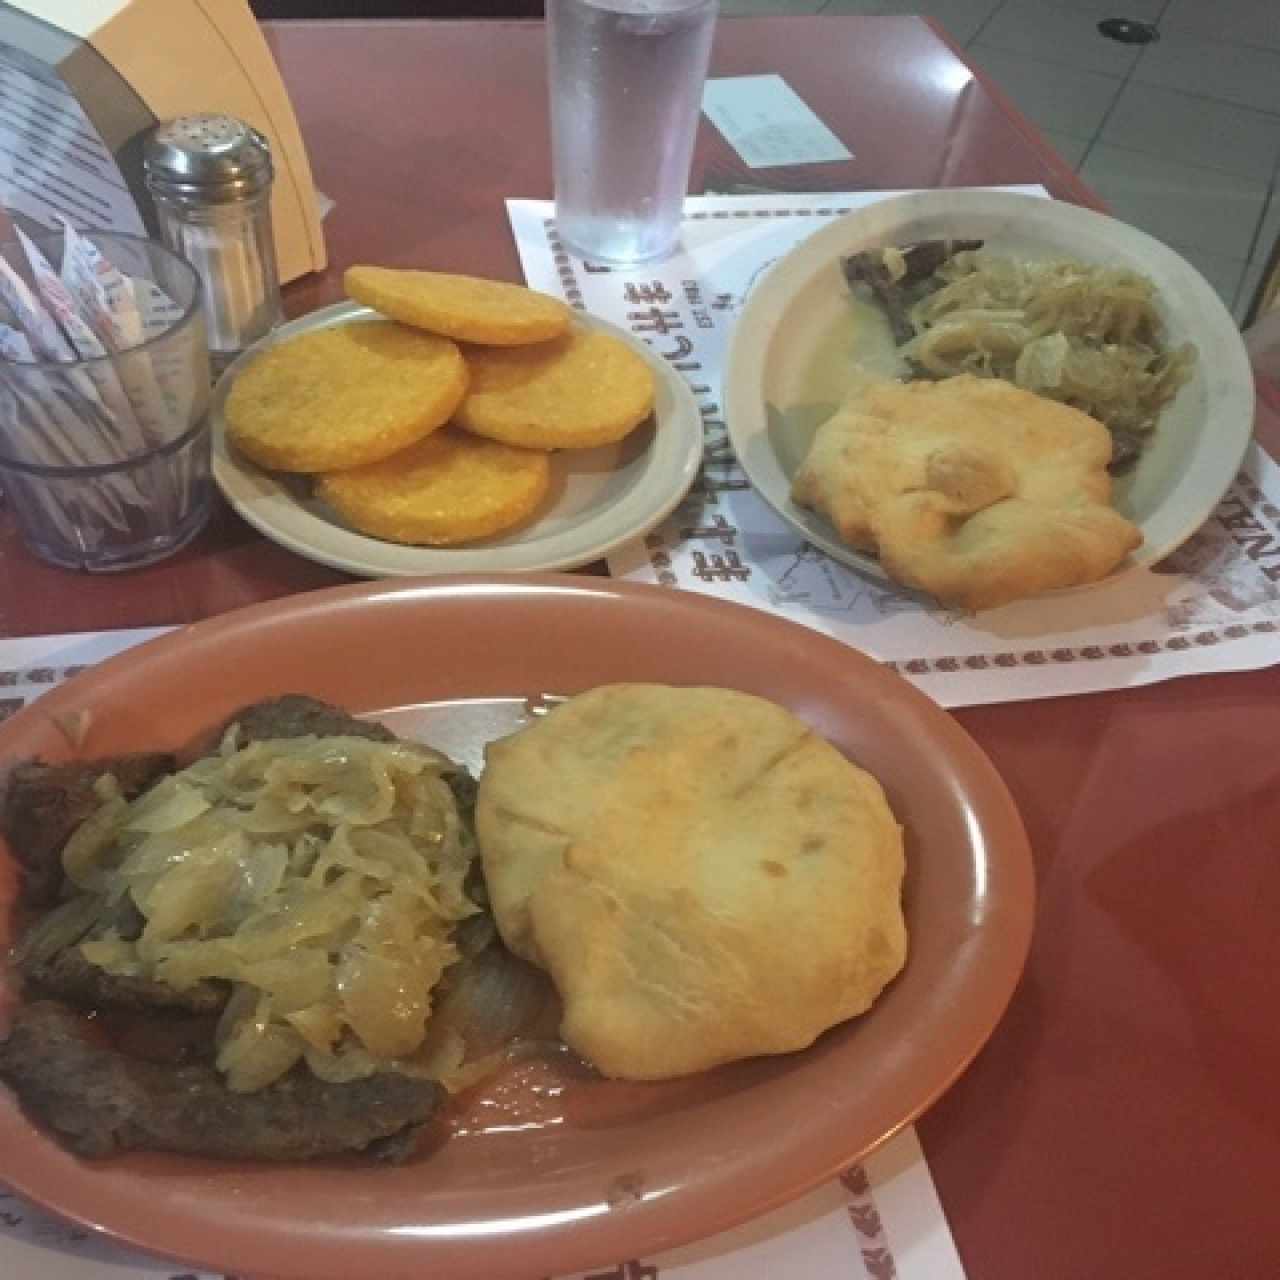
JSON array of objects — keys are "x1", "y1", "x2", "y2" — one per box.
[{"x1": 0, "y1": 0, "x2": 324, "y2": 282}]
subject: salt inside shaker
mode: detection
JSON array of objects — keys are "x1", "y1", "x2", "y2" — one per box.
[{"x1": 144, "y1": 114, "x2": 284, "y2": 377}]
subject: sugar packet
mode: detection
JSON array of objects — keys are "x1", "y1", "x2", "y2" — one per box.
[
  {"x1": 0, "y1": 241, "x2": 144, "y2": 527},
  {"x1": 58, "y1": 220, "x2": 182, "y2": 446},
  {"x1": 0, "y1": 225, "x2": 184, "y2": 525},
  {"x1": 16, "y1": 227, "x2": 153, "y2": 459}
]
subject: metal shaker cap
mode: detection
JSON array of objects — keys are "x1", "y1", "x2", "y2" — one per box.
[{"x1": 144, "y1": 115, "x2": 274, "y2": 206}]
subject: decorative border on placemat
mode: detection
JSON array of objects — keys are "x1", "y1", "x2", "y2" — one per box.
[
  {"x1": 541, "y1": 206, "x2": 855, "y2": 304},
  {"x1": 686, "y1": 206, "x2": 854, "y2": 221},
  {"x1": 1237, "y1": 470, "x2": 1280, "y2": 522},
  {"x1": 543, "y1": 218, "x2": 586, "y2": 310},
  {"x1": 0, "y1": 663, "x2": 89, "y2": 688},
  {"x1": 576, "y1": 1160, "x2": 897, "y2": 1280},
  {"x1": 841, "y1": 1164, "x2": 900, "y2": 1279},
  {"x1": 880, "y1": 620, "x2": 1280, "y2": 678},
  {"x1": 0, "y1": 662, "x2": 90, "y2": 722}
]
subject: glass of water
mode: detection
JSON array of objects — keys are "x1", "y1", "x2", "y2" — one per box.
[{"x1": 548, "y1": 0, "x2": 718, "y2": 266}]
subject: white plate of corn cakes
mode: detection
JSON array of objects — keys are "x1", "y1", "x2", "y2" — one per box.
[{"x1": 211, "y1": 269, "x2": 702, "y2": 577}]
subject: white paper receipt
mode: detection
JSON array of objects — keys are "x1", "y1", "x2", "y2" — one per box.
[{"x1": 702, "y1": 74, "x2": 853, "y2": 169}]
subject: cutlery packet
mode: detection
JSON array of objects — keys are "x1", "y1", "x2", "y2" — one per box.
[
  {"x1": 0, "y1": 231, "x2": 160, "y2": 521},
  {"x1": 17, "y1": 228, "x2": 154, "y2": 458},
  {"x1": 57, "y1": 221, "x2": 182, "y2": 446}
]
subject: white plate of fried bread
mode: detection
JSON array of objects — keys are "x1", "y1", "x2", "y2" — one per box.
[
  {"x1": 724, "y1": 189, "x2": 1255, "y2": 611},
  {"x1": 212, "y1": 295, "x2": 702, "y2": 577}
]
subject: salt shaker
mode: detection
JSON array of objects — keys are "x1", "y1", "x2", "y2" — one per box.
[{"x1": 144, "y1": 114, "x2": 284, "y2": 377}]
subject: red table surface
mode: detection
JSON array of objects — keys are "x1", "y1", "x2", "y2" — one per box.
[{"x1": 4, "y1": 16, "x2": 1278, "y2": 1279}]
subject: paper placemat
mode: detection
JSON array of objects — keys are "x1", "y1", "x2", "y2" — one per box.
[
  {"x1": 0, "y1": 629, "x2": 965, "y2": 1280},
  {"x1": 508, "y1": 191, "x2": 1280, "y2": 707}
]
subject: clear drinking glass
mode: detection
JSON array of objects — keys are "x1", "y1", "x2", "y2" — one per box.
[
  {"x1": 548, "y1": 0, "x2": 718, "y2": 266},
  {"x1": 0, "y1": 231, "x2": 213, "y2": 572}
]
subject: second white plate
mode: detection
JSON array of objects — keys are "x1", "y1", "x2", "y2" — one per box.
[
  {"x1": 724, "y1": 190, "x2": 1255, "y2": 589},
  {"x1": 212, "y1": 303, "x2": 702, "y2": 577}
]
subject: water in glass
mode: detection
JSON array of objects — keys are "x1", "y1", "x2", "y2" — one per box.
[{"x1": 549, "y1": 0, "x2": 717, "y2": 265}]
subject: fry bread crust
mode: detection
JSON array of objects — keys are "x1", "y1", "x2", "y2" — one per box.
[
  {"x1": 476, "y1": 684, "x2": 907, "y2": 1080},
  {"x1": 792, "y1": 375, "x2": 1142, "y2": 610}
]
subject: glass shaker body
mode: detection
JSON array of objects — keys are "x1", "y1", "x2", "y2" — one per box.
[
  {"x1": 145, "y1": 115, "x2": 285, "y2": 380},
  {"x1": 151, "y1": 188, "x2": 283, "y2": 378}
]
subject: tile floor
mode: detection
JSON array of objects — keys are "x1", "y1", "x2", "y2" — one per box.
[{"x1": 719, "y1": 0, "x2": 1280, "y2": 325}]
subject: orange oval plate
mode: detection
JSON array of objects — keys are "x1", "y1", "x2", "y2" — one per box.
[{"x1": 0, "y1": 576, "x2": 1033, "y2": 1280}]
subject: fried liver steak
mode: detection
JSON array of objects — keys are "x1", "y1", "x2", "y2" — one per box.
[
  {"x1": 842, "y1": 238, "x2": 984, "y2": 344},
  {"x1": 0, "y1": 696, "x2": 394, "y2": 916},
  {"x1": 0, "y1": 695, "x2": 460, "y2": 1162},
  {"x1": 222, "y1": 693, "x2": 397, "y2": 745},
  {"x1": 0, "y1": 1002, "x2": 442, "y2": 1161},
  {"x1": 226, "y1": 693, "x2": 477, "y2": 816},
  {"x1": 1, "y1": 753, "x2": 175, "y2": 909},
  {"x1": 4, "y1": 761, "x2": 226, "y2": 1014},
  {"x1": 26, "y1": 946, "x2": 228, "y2": 1016}
]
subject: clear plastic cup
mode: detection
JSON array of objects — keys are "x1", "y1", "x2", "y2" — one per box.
[
  {"x1": 548, "y1": 0, "x2": 718, "y2": 265},
  {"x1": 0, "y1": 230, "x2": 213, "y2": 572}
]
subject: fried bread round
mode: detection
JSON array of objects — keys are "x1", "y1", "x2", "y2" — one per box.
[
  {"x1": 345, "y1": 266, "x2": 571, "y2": 346},
  {"x1": 316, "y1": 428, "x2": 549, "y2": 545},
  {"x1": 225, "y1": 321, "x2": 468, "y2": 473},
  {"x1": 476, "y1": 684, "x2": 908, "y2": 1080},
  {"x1": 453, "y1": 328, "x2": 655, "y2": 450},
  {"x1": 792, "y1": 375, "x2": 1142, "y2": 610}
]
